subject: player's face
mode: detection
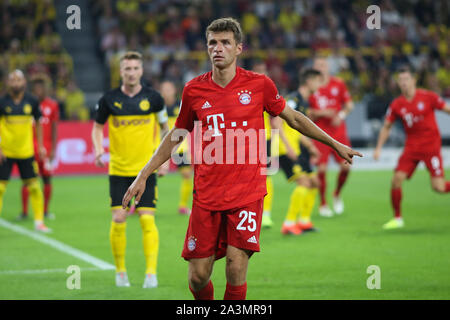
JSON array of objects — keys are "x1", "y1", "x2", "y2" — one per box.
[
  {"x1": 8, "y1": 72, "x2": 26, "y2": 95},
  {"x1": 120, "y1": 59, "x2": 143, "y2": 87},
  {"x1": 160, "y1": 81, "x2": 176, "y2": 99},
  {"x1": 313, "y1": 58, "x2": 329, "y2": 78},
  {"x1": 397, "y1": 72, "x2": 416, "y2": 93},
  {"x1": 32, "y1": 83, "x2": 46, "y2": 100},
  {"x1": 207, "y1": 31, "x2": 242, "y2": 70},
  {"x1": 307, "y1": 76, "x2": 322, "y2": 93}
]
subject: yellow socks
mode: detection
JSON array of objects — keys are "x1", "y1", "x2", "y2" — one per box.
[
  {"x1": 110, "y1": 221, "x2": 127, "y2": 272},
  {"x1": 27, "y1": 179, "x2": 44, "y2": 224},
  {"x1": 299, "y1": 188, "x2": 317, "y2": 223},
  {"x1": 285, "y1": 185, "x2": 308, "y2": 223},
  {"x1": 140, "y1": 214, "x2": 159, "y2": 275},
  {"x1": 0, "y1": 182, "x2": 6, "y2": 216},
  {"x1": 263, "y1": 176, "x2": 273, "y2": 215}
]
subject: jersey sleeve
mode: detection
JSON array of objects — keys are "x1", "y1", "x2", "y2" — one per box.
[
  {"x1": 95, "y1": 96, "x2": 110, "y2": 124},
  {"x1": 174, "y1": 86, "x2": 196, "y2": 132},
  {"x1": 429, "y1": 91, "x2": 446, "y2": 110},
  {"x1": 32, "y1": 98, "x2": 41, "y2": 121},
  {"x1": 263, "y1": 76, "x2": 286, "y2": 117},
  {"x1": 152, "y1": 91, "x2": 168, "y2": 124},
  {"x1": 385, "y1": 100, "x2": 397, "y2": 123}
]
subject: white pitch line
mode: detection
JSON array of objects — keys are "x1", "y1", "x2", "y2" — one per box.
[
  {"x1": 0, "y1": 267, "x2": 103, "y2": 275},
  {"x1": 0, "y1": 218, "x2": 115, "y2": 271}
]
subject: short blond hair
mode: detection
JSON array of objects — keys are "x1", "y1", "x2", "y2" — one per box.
[{"x1": 119, "y1": 51, "x2": 143, "y2": 64}]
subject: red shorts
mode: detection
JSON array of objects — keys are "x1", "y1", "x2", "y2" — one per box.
[
  {"x1": 181, "y1": 198, "x2": 264, "y2": 261},
  {"x1": 396, "y1": 149, "x2": 444, "y2": 179},
  {"x1": 314, "y1": 132, "x2": 351, "y2": 165}
]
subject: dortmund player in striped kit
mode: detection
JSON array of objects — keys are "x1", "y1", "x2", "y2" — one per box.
[
  {"x1": 0, "y1": 70, "x2": 50, "y2": 233},
  {"x1": 92, "y1": 52, "x2": 169, "y2": 288}
]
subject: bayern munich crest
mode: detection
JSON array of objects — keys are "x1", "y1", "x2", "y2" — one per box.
[
  {"x1": 187, "y1": 236, "x2": 197, "y2": 251},
  {"x1": 238, "y1": 90, "x2": 252, "y2": 105}
]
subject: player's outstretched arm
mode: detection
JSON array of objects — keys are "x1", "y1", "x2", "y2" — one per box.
[
  {"x1": 373, "y1": 121, "x2": 393, "y2": 161},
  {"x1": 279, "y1": 106, "x2": 362, "y2": 164},
  {"x1": 122, "y1": 127, "x2": 187, "y2": 208}
]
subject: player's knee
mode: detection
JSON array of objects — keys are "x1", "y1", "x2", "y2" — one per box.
[
  {"x1": 26, "y1": 179, "x2": 40, "y2": 193},
  {"x1": 431, "y1": 183, "x2": 445, "y2": 193},
  {"x1": 189, "y1": 267, "x2": 211, "y2": 289},
  {"x1": 112, "y1": 210, "x2": 127, "y2": 223},
  {"x1": 391, "y1": 174, "x2": 404, "y2": 189}
]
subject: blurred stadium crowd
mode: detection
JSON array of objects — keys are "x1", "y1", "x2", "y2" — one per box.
[{"x1": 1, "y1": 0, "x2": 449, "y2": 124}]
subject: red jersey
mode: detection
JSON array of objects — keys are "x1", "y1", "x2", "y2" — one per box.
[
  {"x1": 309, "y1": 77, "x2": 351, "y2": 137},
  {"x1": 385, "y1": 89, "x2": 445, "y2": 153},
  {"x1": 34, "y1": 97, "x2": 59, "y2": 151},
  {"x1": 175, "y1": 67, "x2": 286, "y2": 210}
]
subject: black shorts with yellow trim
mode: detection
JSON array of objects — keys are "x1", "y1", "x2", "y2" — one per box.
[
  {"x1": 0, "y1": 156, "x2": 39, "y2": 181},
  {"x1": 109, "y1": 173, "x2": 157, "y2": 210},
  {"x1": 279, "y1": 151, "x2": 313, "y2": 182}
]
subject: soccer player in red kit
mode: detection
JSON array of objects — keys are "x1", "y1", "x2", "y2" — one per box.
[
  {"x1": 309, "y1": 57, "x2": 354, "y2": 217},
  {"x1": 20, "y1": 77, "x2": 59, "y2": 220},
  {"x1": 122, "y1": 18, "x2": 361, "y2": 300},
  {"x1": 374, "y1": 67, "x2": 450, "y2": 229}
]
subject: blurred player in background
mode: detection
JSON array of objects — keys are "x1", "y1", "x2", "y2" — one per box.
[
  {"x1": 251, "y1": 60, "x2": 274, "y2": 228},
  {"x1": 275, "y1": 69, "x2": 322, "y2": 235},
  {"x1": 309, "y1": 56, "x2": 354, "y2": 217},
  {"x1": 122, "y1": 18, "x2": 361, "y2": 300},
  {"x1": 92, "y1": 51, "x2": 169, "y2": 288},
  {"x1": 0, "y1": 70, "x2": 50, "y2": 232},
  {"x1": 20, "y1": 77, "x2": 59, "y2": 220},
  {"x1": 374, "y1": 66, "x2": 450, "y2": 229},
  {"x1": 161, "y1": 80, "x2": 193, "y2": 215}
]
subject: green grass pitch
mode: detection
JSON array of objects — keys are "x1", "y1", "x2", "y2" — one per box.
[{"x1": 0, "y1": 169, "x2": 449, "y2": 300}]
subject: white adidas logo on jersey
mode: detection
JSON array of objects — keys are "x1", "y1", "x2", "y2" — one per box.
[
  {"x1": 247, "y1": 236, "x2": 257, "y2": 244},
  {"x1": 202, "y1": 101, "x2": 212, "y2": 109}
]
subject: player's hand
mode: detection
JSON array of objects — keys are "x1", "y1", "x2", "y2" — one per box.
[
  {"x1": 331, "y1": 115, "x2": 342, "y2": 127},
  {"x1": 373, "y1": 148, "x2": 381, "y2": 161},
  {"x1": 39, "y1": 146, "x2": 47, "y2": 160},
  {"x1": 334, "y1": 142, "x2": 363, "y2": 165},
  {"x1": 309, "y1": 146, "x2": 321, "y2": 165},
  {"x1": 286, "y1": 148, "x2": 297, "y2": 161},
  {"x1": 122, "y1": 176, "x2": 147, "y2": 209},
  {"x1": 158, "y1": 160, "x2": 169, "y2": 177},
  {"x1": 95, "y1": 151, "x2": 105, "y2": 167}
]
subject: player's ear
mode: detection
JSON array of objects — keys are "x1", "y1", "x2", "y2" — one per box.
[{"x1": 236, "y1": 42, "x2": 243, "y2": 56}]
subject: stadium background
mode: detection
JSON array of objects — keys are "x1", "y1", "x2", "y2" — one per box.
[{"x1": 0, "y1": 0, "x2": 449, "y2": 300}]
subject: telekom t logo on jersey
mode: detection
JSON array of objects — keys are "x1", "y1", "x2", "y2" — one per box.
[
  {"x1": 206, "y1": 113, "x2": 250, "y2": 137},
  {"x1": 206, "y1": 113, "x2": 225, "y2": 137}
]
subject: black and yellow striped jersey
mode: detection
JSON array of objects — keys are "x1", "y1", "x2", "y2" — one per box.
[
  {"x1": 0, "y1": 93, "x2": 41, "y2": 159},
  {"x1": 280, "y1": 91, "x2": 309, "y2": 156},
  {"x1": 95, "y1": 86, "x2": 167, "y2": 177}
]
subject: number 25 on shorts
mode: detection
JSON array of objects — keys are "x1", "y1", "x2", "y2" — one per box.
[{"x1": 237, "y1": 210, "x2": 257, "y2": 232}]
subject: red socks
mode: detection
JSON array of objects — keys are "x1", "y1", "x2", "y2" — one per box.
[
  {"x1": 318, "y1": 171, "x2": 326, "y2": 206},
  {"x1": 44, "y1": 183, "x2": 52, "y2": 213},
  {"x1": 391, "y1": 188, "x2": 402, "y2": 218},
  {"x1": 189, "y1": 280, "x2": 214, "y2": 300},
  {"x1": 22, "y1": 185, "x2": 29, "y2": 215},
  {"x1": 334, "y1": 170, "x2": 349, "y2": 197},
  {"x1": 224, "y1": 282, "x2": 247, "y2": 300},
  {"x1": 445, "y1": 182, "x2": 450, "y2": 193}
]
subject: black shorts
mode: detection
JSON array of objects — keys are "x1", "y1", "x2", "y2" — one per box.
[
  {"x1": 280, "y1": 146, "x2": 313, "y2": 182},
  {"x1": 109, "y1": 173, "x2": 157, "y2": 209},
  {"x1": 0, "y1": 157, "x2": 39, "y2": 181}
]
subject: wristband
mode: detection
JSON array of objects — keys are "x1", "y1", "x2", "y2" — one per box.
[{"x1": 338, "y1": 111, "x2": 346, "y2": 120}]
